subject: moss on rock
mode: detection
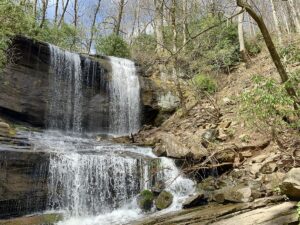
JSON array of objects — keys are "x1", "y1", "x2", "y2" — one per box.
[
  {"x1": 138, "y1": 190, "x2": 154, "y2": 212},
  {"x1": 155, "y1": 190, "x2": 173, "y2": 210}
]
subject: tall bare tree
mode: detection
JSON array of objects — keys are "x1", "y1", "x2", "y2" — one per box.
[
  {"x1": 88, "y1": 0, "x2": 102, "y2": 54},
  {"x1": 58, "y1": 0, "x2": 70, "y2": 27},
  {"x1": 154, "y1": 0, "x2": 165, "y2": 53},
  {"x1": 114, "y1": 0, "x2": 126, "y2": 36},
  {"x1": 270, "y1": 0, "x2": 282, "y2": 45},
  {"x1": 54, "y1": 0, "x2": 59, "y2": 24},
  {"x1": 39, "y1": 0, "x2": 49, "y2": 28},
  {"x1": 287, "y1": 0, "x2": 300, "y2": 33}
]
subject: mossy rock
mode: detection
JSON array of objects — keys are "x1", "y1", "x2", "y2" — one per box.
[
  {"x1": 137, "y1": 190, "x2": 154, "y2": 212},
  {"x1": 155, "y1": 190, "x2": 173, "y2": 210}
]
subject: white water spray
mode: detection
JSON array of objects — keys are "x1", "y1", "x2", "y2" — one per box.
[{"x1": 109, "y1": 57, "x2": 141, "y2": 135}]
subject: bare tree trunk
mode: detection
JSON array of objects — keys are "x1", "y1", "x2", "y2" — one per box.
[
  {"x1": 34, "y1": 0, "x2": 38, "y2": 20},
  {"x1": 270, "y1": 0, "x2": 282, "y2": 45},
  {"x1": 58, "y1": 0, "x2": 70, "y2": 27},
  {"x1": 285, "y1": 2, "x2": 296, "y2": 33},
  {"x1": 171, "y1": 0, "x2": 186, "y2": 114},
  {"x1": 114, "y1": 0, "x2": 125, "y2": 36},
  {"x1": 88, "y1": 0, "x2": 102, "y2": 54},
  {"x1": 154, "y1": 0, "x2": 164, "y2": 53},
  {"x1": 287, "y1": 0, "x2": 300, "y2": 33},
  {"x1": 39, "y1": 0, "x2": 49, "y2": 28},
  {"x1": 238, "y1": 9, "x2": 248, "y2": 63},
  {"x1": 237, "y1": 0, "x2": 298, "y2": 108},
  {"x1": 54, "y1": 0, "x2": 59, "y2": 24},
  {"x1": 74, "y1": 0, "x2": 78, "y2": 28},
  {"x1": 182, "y1": 0, "x2": 188, "y2": 50}
]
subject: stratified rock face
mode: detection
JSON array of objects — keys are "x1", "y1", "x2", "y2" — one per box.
[
  {"x1": 0, "y1": 36, "x2": 158, "y2": 132},
  {"x1": 0, "y1": 149, "x2": 49, "y2": 218}
]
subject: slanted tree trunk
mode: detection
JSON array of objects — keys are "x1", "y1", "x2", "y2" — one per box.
[
  {"x1": 270, "y1": 0, "x2": 282, "y2": 45},
  {"x1": 287, "y1": 0, "x2": 300, "y2": 33},
  {"x1": 114, "y1": 0, "x2": 125, "y2": 36},
  {"x1": 237, "y1": 0, "x2": 298, "y2": 108},
  {"x1": 154, "y1": 0, "x2": 164, "y2": 53},
  {"x1": 58, "y1": 0, "x2": 70, "y2": 27},
  {"x1": 88, "y1": 0, "x2": 102, "y2": 54}
]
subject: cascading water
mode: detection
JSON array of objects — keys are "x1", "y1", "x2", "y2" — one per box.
[
  {"x1": 48, "y1": 45, "x2": 83, "y2": 133},
  {"x1": 32, "y1": 45, "x2": 196, "y2": 225},
  {"x1": 109, "y1": 56, "x2": 141, "y2": 135}
]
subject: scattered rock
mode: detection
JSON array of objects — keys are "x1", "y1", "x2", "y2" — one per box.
[
  {"x1": 260, "y1": 162, "x2": 277, "y2": 174},
  {"x1": 280, "y1": 168, "x2": 300, "y2": 200},
  {"x1": 214, "y1": 186, "x2": 252, "y2": 203},
  {"x1": 182, "y1": 193, "x2": 207, "y2": 209},
  {"x1": 217, "y1": 128, "x2": 228, "y2": 141},
  {"x1": 218, "y1": 121, "x2": 231, "y2": 129},
  {"x1": 155, "y1": 191, "x2": 173, "y2": 210},
  {"x1": 137, "y1": 190, "x2": 154, "y2": 212},
  {"x1": 154, "y1": 132, "x2": 207, "y2": 159},
  {"x1": 202, "y1": 129, "x2": 218, "y2": 142}
]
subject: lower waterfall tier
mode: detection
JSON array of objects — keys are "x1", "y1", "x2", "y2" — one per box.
[{"x1": 0, "y1": 131, "x2": 195, "y2": 223}]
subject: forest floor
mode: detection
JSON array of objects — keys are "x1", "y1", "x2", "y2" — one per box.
[{"x1": 132, "y1": 49, "x2": 300, "y2": 224}]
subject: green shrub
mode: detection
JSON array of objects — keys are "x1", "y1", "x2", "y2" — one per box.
[
  {"x1": 280, "y1": 44, "x2": 300, "y2": 64},
  {"x1": 96, "y1": 34, "x2": 130, "y2": 58},
  {"x1": 245, "y1": 39, "x2": 261, "y2": 56},
  {"x1": 187, "y1": 15, "x2": 240, "y2": 74},
  {"x1": 191, "y1": 74, "x2": 217, "y2": 95},
  {"x1": 240, "y1": 75, "x2": 299, "y2": 130}
]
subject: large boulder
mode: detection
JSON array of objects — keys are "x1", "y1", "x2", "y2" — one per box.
[
  {"x1": 155, "y1": 191, "x2": 173, "y2": 210},
  {"x1": 214, "y1": 186, "x2": 252, "y2": 203},
  {"x1": 137, "y1": 190, "x2": 154, "y2": 212},
  {"x1": 280, "y1": 168, "x2": 300, "y2": 200},
  {"x1": 153, "y1": 132, "x2": 207, "y2": 159}
]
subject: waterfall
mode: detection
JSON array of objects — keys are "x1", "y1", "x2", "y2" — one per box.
[
  {"x1": 47, "y1": 46, "x2": 140, "y2": 135},
  {"x1": 109, "y1": 57, "x2": 140, "y2": 135},
  {"x1": 47, "y1": 45, "x2": 83, "y2": 133},
  {"x1": 46, "y1": 138, "x2": 154, "y2": 217},
  {"x1": 38, "y1": 45, "x2": 195, "y2": 225}
]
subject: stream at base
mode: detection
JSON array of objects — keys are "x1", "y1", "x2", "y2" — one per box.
[{"x1": 29, "y1": 131, "x2": 195, "y2": 225}]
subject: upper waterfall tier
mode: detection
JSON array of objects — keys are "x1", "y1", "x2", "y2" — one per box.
[
  {"x1": 46, "y1": 45, "x2": 141, "y2": 135},
  {"x1": 0, "y1": 36, "x2": 159, "y2": 133}
]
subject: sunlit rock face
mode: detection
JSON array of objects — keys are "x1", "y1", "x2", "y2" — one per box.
[{"x1": 0, "y1": 36, "x2": 158, "y2": 133}]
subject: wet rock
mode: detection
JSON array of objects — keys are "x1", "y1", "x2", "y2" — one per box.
[
  {"x1": 137, "y1": 190, "x2": 154, "y2": 212},
  {"x1": 280, "y1": 168, "x2": 300, "y2": 200},
  {"x1": 182, "y1": 193, "x2": 207, "y2": 209},
  {"x1": 155, "y1": 191, "x2": 173, "y2": 210},
  {"x1": 151, "y1": 180, "x2": 165, "y2": 196},
  {"x1": 0, "y1": 122, "x2": 10, "y2": 136}
]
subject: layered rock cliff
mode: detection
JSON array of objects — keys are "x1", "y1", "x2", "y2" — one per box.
[{"x1": 0, "y1": 36, "x2": 160, "y2": 131}]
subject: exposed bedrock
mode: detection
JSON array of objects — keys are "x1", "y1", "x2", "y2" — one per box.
[{"x1": 0, "y1": 36, "x2": 160, "y2": 131}]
